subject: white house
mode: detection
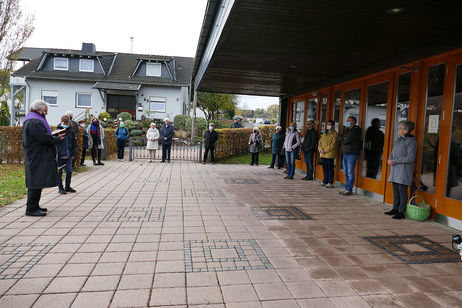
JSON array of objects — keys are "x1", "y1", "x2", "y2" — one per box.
[{"x1": 10, "y1": 43, "x2": 193, "y2": 125}]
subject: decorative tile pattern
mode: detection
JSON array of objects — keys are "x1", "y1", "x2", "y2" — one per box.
[
  {"x1": 184, "y1": 239, "x2": 272, "y2": 272},
  {"x1": 104, "y1": 207, "x2": 165, "y2": 222},
  {"x1": 135, "y1": 177, "x2": 169, "y2": 184},
  {"x1": 182, "y1": 188, "x2": 225, "y2": 198},
  {"x1": 0, "y1": 243, "x2": 55, "y2": 279},
  {"x1": 364, "y1": 235, "x2": 460, "y2": 264},
  {"x1": 224, "y1": 178, "x2": 260, "y2": 184},
  {"x1": 250, "y1": 171, "x2": 279, "y2": 176},
  {"x1": 251, "y1": 206, "x2": 312, "y2": 220}
]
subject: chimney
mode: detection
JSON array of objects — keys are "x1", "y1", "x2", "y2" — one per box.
[{"x1": 81, "y1": 43, "x2": 96, "y2": 54}]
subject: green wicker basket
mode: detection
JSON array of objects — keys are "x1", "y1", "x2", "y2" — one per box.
[{"x1": 406, "y1": 195, "x2": 431, "y2": 221}]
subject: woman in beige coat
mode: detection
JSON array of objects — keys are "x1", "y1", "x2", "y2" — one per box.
[
  {"x1": 146, "y1": 123, "x2": 159, "y2": 162},
  {"x1": 318, "y1": 120, "x2": 338, "y2": 188}
]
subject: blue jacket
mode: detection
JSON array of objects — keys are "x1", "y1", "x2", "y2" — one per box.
[
  {"x1": 56, "y1": 125, "x2": 77, "y2": 159},
  {"x1": 271, "y1": 132, "x2": 284, "y2": 155},
  {"x1": 115, "y1": 127, "x2": 129, "y2": 140},
  {"x1": 160, "y1": 124, "x2": 175, "y2": 145}
]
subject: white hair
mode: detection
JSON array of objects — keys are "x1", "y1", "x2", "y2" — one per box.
[
  {"x1": 150, "y1": 122, "x2": 156, "y2": 127},
  {"x1": 276, "y1": 126, "x2": 282, "y2": 130},
  {"x1": 29, "y1": 99, "x2": 48, "y2": 112},
  {"x1": 253, "y1": 127, "x2": 259, "y2": 131},
  {"x1": 65, "y1": 110, "x2": 73, "y2": 116},
  {"x1": 164, "y1": 117, "x2": 170, "y2": 122}
]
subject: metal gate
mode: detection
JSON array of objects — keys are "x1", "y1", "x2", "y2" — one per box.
[{"x1": 128, "y1": 137, "x2": 202, "y2": 162}]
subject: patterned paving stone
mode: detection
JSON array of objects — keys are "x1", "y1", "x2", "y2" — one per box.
[
  {"x1": 250, "y1": 206, "x2": 311, "y2": 220},
  {"x1": 103, "y1": 206, "x2": 165, "y2": 222},
  {"x1": 0, "y1": 243, "x2": 55, "y2": 279},
  {"x1": 224, "y1": 178, "x2": 260, "y2": 184},
  {"x1": 363, "y1": 235, "x2": 460, "y2": 264},
  {"x1": 184, "y1": 239, "x2": 272, "y2": 272},
  {"x1": 134, "y1": 177, "x2": 169, "y2": 184},
  {"x1": 182, "y1": 188, "x2": 225, "y2": 197}
]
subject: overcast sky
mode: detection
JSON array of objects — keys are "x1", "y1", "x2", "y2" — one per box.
[{"x1": 20, "y1": 0, "x2": 278, "y2": 110}]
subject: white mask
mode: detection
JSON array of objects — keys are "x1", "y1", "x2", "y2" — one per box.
[
  {"x1": 289, "y1": 126, "x2": 294, "y2": 131},
  {"x1": 326, "y1": 125, "x2": 332, "y2": 130},
  {"x1": 209, "y1": 126, "x2": 213, "y2": 131}
]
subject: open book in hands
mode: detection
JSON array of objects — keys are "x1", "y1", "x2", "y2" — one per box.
[{"x1": 51, "y1": 128, "x2": 67, "y2": 136}]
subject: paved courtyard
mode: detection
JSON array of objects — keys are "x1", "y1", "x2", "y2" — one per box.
[{"x1": 0, "y1": 161, "x2": 461, "y2": 307}]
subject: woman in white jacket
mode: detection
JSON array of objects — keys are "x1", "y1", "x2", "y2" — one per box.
[{"x1": 146, "y1": 123, "x2": 159, "y2": 162}]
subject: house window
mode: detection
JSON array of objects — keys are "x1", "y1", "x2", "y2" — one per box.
[
  {"x1": 54, "y1": 58, "x2": 68, "y2": 70},
  {"x1": 41, "y1": 90, "x2": 58, "y2": 106},
  {"x1": 79, "y1": 59, "x2": 94, "y2": 72},
  {"x1": 146, "y1": 63, "x2": 161, "y2": 77},
  {"x1": 76, "y1": 93, "x2": 92, "y2": 108},
  {"x1": 149, "y1": 96, "x2": 166, "y2": 112}
]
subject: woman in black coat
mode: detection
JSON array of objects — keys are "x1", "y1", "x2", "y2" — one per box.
[{"x1": 23, "y1": 100, "x2": 64, "y2": 216}]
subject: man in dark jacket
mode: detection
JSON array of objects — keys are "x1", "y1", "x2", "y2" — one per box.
[
  {"x1": 23, "y1": 100, "x2": 64, "y2": 216},
  {"x1": 230, "y1": 118, "x2": 243, "y2": 128},
  {"x1": 301, "y1": 120, "x2": 318, "y2": 180},
  {"x1": 160, "y1": 117, "x2": 175, "y2": 162},
  {"x1": 65, "y1": 111, "x2": 79, "y2": 168},
  {"x1": 56, "y1": 115, "x2": 77, "y2": 195},
  {"x1": 203, "y1": 123, "x2": 218, "y2": 164},
  {"x1": 78, "y1": 120, "x2": 88, "y2": 166},
  {"x1": 269, "y1": 126, "x2": 284, "y2": 169},
  {"x1": 339, "y1": 116, "x2": 362, "y2": 195}
]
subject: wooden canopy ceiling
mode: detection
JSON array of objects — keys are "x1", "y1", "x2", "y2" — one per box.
[{"x1": 193, "y1": 0, "x2": 462, "y2": 98}]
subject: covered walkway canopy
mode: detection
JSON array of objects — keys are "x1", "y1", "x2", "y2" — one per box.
[{"x1": 193, "y1": 0, "x2": 462, "y2": 97}]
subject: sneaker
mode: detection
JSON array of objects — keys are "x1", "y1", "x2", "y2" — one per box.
[
  {"x1": 384, "y1": 209, "x2": 398, "y2": 216},
  {"x1": 317, "y1": 182, "x2": 326, "y2": 186},
  {"x1": 325, "y1": 183, "x2": 334, "y2": 188},
  {"x1": 58, "y1": 189, "x2": 67, "y2": 195},
  {"x1": 65, "y1": 187, "x2": 76, "y2": 193},
  {"x1": 342, "y1": 190, "x2": 353, "y2": 195}
]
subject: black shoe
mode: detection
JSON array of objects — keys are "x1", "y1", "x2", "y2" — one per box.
[
  {"x1": 25, "y1": 210, "x2": 46, "y2": 217},
  {"x1": 250, "y1": 163, "x2": 254, "y2": 166},
  {"x1": 384, "y1": 209, "x2": 398, "y2": 216},
  {"x1": 283, "y1": 170, "x2": 287, "y2": 174},
  {"x1": 97, "y1": 161, "x2": 104, "y2": 165},
  {"x1": 302, "y1": 176, "x2": 309, "y2": 180},
  {"x1": 203, "y1": 161, "x2": 206, "y2": 164},
  {"x1": 65, "y1": 187, "x2": 76, "y2": 193},
  {"x1": 93, "y1": 161, "x2": 98, "y2": 166},
  {"x1": 306, "y1": 177, "x2": 313, "y2": 180},
  {"x1": 392, "y1": 213, "x2": 405, "y2": 219},
  {"x1": 268, "y1": 166, "x2": 274, "y2": 169},
  {"x1": 80, "y1": 163, "x2": 86, "y2": 166},
  {"x1": 59, "y1": 189, "x2": 67, "y2": 195},
  {"x1": 256, "y1": 163, "x2": 259, "y2": 166},
  {"x1": 161, "y1": 160, "x2": 165, "y2": 163},
  {"x1": 212, "y1": 162, "x2": 215, "y2": 165},
  {"x1": 277, "y1": 167, "x2": 281, "y2": 169},
  {"x1": 167, "y1": 160, "x2": 171, "y2": 163},
  {"x1": 38, "y1": 206, "x2": 47, "y2": 212}
]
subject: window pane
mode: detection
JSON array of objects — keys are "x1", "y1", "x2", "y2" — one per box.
[
  {"x1": 41, "y1": 90, "x2": 58, "y2": 105},
  {"x1": 394, "y1": 73, "x2": 411, "y2": 141},
  {"x1": 420, "y1": 63, "x2": 445, "y2": 193},
  {"x1": 306, "y1": 98, "x2": 317, "y2": 126},
  {"x1": 362, "y1": 82, "x2": 388, "y2": 180},
  {"x1": 446, "y1": 64, "x2": 462, "y2": 199},
  {"x1": 295, "y1": 100, "x2": 305, "y2": 131},
  {"x1": 77, "y1": 94, "x2": 91, "y2": 107},
  {"x1": 333, "y1": 90, "x2": 341, "y2": 131},
  {"x1": 54, "y1": 58, "x2": 68, "y2": 69},
  {"x1": 146, "y1": 63, "x2": 161, "y2": 77},
  {"x1": 150, "y1": 102, "x2": 166, "y2": 112},
  {"x1": 80, "y1": 59, "x2": 94, "y2": 72}
]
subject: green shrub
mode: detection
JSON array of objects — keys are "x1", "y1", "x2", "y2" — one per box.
[
  {"x1": 174, "y1": 115, "x2": 190, "y2": 130},
  {"x1": 186, "y1": 117, "x2": 207, "y2": 137},
  {"x1": 124, "y1": 119, "x2": 135, "y2": 130},
  {"x1": 139, "y1": 121, "x2": 151, "y2": 128},
  {"x1": 98, "y1": 112, "x2": 112, "y2": 121},
  {"x1": 116, "y1": 112, "x2": 133, "y2": 123},
  {"x1": 130, "y1": 129, "x2": 143, "y2": 136}
]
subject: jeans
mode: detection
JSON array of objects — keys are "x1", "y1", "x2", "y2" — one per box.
[
  {"x1": 392, "y1": 182, "x2": 409, "y2": 213},
  {"x1": 117, "y1": 139, "x2": 126, "y2": 159},
  {"x1": 322, "y1": 158, "x2": 335, "y2": 184},
  {"x1": 270, "y1": 153, "x2": 283, "y2": 168},
  {"x1": 162, "y1": 144, "x2": 172, "y2": 161},
  {"x1": 26, "y1": 188, "x2": 42, "y2": 212},
  {"x1": 285, "y1": 150, "x2": 296, "y2": 177},
  {"x1": 57, "y1": 157, "x2": 73, "y2": 190},
  {"x1": 251, "y1": 152, "x2": 259, "y2": 165},
  {"x1": 343, "y1": 153, "x2": 359, "y2": 191},
  {"x1": 303, "y1": 150, "x2": 314, "y2": 178},
  {"x1": 204, "y1": 147, "x2": 215, "y2": 163}
]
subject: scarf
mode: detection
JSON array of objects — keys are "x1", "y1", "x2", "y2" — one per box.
[
  {"x1": 252, "y1": 132, "x2": 257, "y2": 143},
  {"x1": 23, "y1": 111, "x2": 52, "y2": 134},
  {"x1": 90, "y1": 121, "x2": 100, "y2": 137}
]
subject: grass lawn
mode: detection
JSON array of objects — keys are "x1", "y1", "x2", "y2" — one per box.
[
  {"x1": 0, "y1": 164, "x2": 27, "y2": 207},
  {"x1": 218, "y1": 152, "x2": 273, "y2": 165}
]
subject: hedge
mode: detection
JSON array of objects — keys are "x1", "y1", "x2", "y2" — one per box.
[
  {"x1": 0, "y1": 126, "x2": 117, "y2": 164},
  {"x1": 214, "y1": 125, "x2": 275, "y2": 159}
]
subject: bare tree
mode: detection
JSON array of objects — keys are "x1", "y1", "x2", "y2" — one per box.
[{"x1": 0, "y1": 0, "x2": 34, "y2": 97}]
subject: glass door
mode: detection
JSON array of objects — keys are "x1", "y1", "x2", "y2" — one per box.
[{"x1": 315, "y1": 93, "x2": 328, "y2": 178}]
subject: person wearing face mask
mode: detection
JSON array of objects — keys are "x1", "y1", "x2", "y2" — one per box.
[
  {"x1": 282, "y1": 122, "x2": 301, "y2": 179},
  {"x1": 115, "y1": 121, "x2": 129, "y2": 161},
  {"x1": 203, "y1": 123, "x2": 218, "y2": 164},
  {"x1": 87, "y1": 117, "x2": 105, "y2": 166},
  {"x1": 160, "y1": 117, "x2": 174, "y2": 163},
  {"x1": 338, "y1": 116, "x2": 362, "y2": 195},
  {"x1": 56, "y1": 115, "x2": 77, "y2": 195},
  {"x1": 318, "y1": 120, "x2": 338, "y2": 188},
  {"x1": 23, "y1": 100, "x2": 65, "y2": 216},
  {"x1": 146, "y1": 123, "x2": 160, "y2": 162},
  {"x1": 249, "y1": 127, "x2": 263, "y2": 165},
  {"x1": 301, "y1": 120, "x2": 318, "y2": 180},
  {"x1": 78, "y1": 120, "x2": 88, "y2": 166}
]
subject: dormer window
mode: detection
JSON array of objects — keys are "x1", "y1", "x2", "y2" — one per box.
[
  {"x1": 146, "y1": 62, "x2": 161, "y2": 77},
  {"x1": 79, "y1": 59, "x2": 94, "y2": 72},
  {"x1": 54, "y1": 58, "x2": 68, "y2": 70}
]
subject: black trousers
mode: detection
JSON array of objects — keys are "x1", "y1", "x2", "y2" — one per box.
[
  {"x1": 321, "y1": 158, "x2": 335, "y2": 184},
  {"x1": 251, "y1": 152, "x2": 259, "y2": 165},
  {"x1": 270, "y1": 153, "x2": 283, "y2": 168},
  {"x1": 117, "y1": 139, "x2": 126, "y2": 159},
  {"x1": 392, "y1": 182, "x2": 409, "y2": 214},
  {"x1": 303, "y1": 150, "x2": 315, "y2": 178},
  {"x1": 26, "y1": 188, "x2": 42, "y2": 212},
  {"x1": 204, "y1": 147, "x2": 215, "y2": 163},
  {"x1": 162, "y1": 144, "x2": 172, "y2": 161},
  {"x1": 80, "y1": 147, "x2": 87, "y2": 164}
]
